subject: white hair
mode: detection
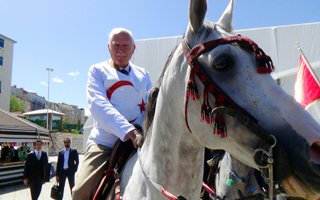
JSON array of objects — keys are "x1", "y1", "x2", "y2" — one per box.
[{"x1": 108, "y1": 27, "x2": 134, "y2": 44}]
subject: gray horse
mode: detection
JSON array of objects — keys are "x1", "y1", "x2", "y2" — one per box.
[{"x1": 119, "y1": 0, "x2": 320, "y2": 199}]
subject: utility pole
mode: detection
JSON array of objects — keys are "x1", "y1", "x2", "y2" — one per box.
[{"x1": 46, "y1": 67, "x2": 53, "y2": 131}]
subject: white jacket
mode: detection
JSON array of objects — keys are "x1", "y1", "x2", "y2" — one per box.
[{"x1": 86, "y1": 60, "x2": 152, "y2": 148}]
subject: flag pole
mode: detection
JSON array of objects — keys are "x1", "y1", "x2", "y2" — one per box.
[{"x1": 296, "y1": 42, "x2": 320, "y2": 87}]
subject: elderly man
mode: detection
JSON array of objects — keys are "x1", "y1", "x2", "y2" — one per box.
[{"x1": 72, "y1": 27, "x2": 152, "y2": 200}]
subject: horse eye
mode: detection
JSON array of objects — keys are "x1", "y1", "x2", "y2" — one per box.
[{"x1": 213, "y1": 55, "x2": 234, "y2": 71}]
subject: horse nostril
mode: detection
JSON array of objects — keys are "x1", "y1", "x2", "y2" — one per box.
[{"x1": 310, "y1": 141, "x2": 320, "y2": 163}]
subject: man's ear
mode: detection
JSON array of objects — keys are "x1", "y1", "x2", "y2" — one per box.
[{"x1": 132, "y1": 44, "x2": 136, "y2": 54}]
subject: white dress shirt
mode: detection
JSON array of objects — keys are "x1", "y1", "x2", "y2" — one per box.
[
  {"x1": 63, "y1": 148, "x2": 70, "y2": 169},
  {"x1": 34, "y1": 150, "x2": 41, "y2": 160}
]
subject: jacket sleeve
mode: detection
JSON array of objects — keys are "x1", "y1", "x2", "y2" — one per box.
[
  {"x1": 43, "y1": 152, "x2": 49, "y2": 182},
  {"x1": 74, "y1": 150, "x2": 79, "y2": 172},
  {"x1": 56, "y1": 152, "x2": 62, "y2": 177},
  {"x1": 23, "y1": 153, "x2": 32, "y2": 179}
]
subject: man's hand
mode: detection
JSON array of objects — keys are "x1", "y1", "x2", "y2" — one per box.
[
  {"x1": 56, "y1": 176, "x2": 59, "y2": 182},
  {"x1": 126, "y1": 129, "x2": 144, "y2": 148},
  {"x1": 23, "y1": 178, "x2": 28, "y2": 186}
]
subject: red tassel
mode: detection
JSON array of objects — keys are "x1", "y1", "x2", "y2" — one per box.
[
  {"x1": 187, "y1": 69, "x2": 200, "y2": 100},
  {"x1": 187, "y1": 80, "x2": 200, "y2": 100},
  {"x1": 201, "y1": 103, "x2": 213, "y2": 123},
  {"x1": 213, "y1": 114, "x2": 227, "y2": 138},
  {"x1": 201, "y1": 86, "x2": 213, "y2": 123}
]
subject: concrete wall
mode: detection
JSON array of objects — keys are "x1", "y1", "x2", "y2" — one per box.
[{"x1": 48, "y1": 132, "x2": 84, "y2": 156}]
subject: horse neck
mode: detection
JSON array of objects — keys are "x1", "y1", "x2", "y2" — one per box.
[
  {"x1": 141, "y1": 116, "x2": 204, "y2": 198},
  {"x1": 140, "y1": 60, "x2": 205, "y2": 198}
]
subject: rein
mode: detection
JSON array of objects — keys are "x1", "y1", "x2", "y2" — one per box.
[
  {"x1": 138, "y1": 147, "x2": 221, "y2": 200},
  {"x1": 137, "y1": 147, "x2": 188, "y2": 200}
]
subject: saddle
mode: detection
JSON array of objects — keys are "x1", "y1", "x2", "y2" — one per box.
[{"x1": 92, "y1": 139, "x2": 136, "y2": 200}]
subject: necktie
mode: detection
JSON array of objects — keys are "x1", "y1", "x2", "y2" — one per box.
[
  {"x1": 37, "y1": 152, "x2": 40, "y2": 160},
  {"x1": 119, "y1": 69, "x2": 129, "y2": 75}
]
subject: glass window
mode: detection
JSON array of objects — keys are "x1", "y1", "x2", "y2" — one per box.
[
  {"x1": 0, "y1": 38, "x2": 4, "y2": 48},
  {"x1": 0, "y1": 56, "x2": 3, "y2": 66}
]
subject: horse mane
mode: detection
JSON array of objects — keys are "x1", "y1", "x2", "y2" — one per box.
[{"x1": 143, "y1": 44, "x2": 179, "y2": 136}]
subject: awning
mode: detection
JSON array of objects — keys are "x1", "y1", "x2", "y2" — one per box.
[
  {"x1": 23, "y1": 109, "x2": 65, "y2": 116},
  {"x1": 0, "y1": 109, "x2": 50, "y2": 143}
]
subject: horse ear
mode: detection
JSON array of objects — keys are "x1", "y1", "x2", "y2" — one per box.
[
  {"x1": 188, "y1": 0, "x2": 207, "y2": 33},
  {"x1": 217, "y1": 0, "x2": 234, "y2": 32}
]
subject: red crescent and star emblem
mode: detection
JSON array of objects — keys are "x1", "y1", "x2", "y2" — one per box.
[{"x1": 106, "y1": 80, "x2": 145, "y2": 122}]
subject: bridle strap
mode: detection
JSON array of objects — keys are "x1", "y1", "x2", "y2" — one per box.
[{"x1": 184, "y1": 35, "x2": 274, "y2": 73}]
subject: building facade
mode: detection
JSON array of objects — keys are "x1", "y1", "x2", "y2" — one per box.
[
  {"x1": 11, "y1": 86, "x2": 86, "y2": 131},
  {"x1": 52, "y1": 103, "x2": 86, "y2": 130},
  {"x1": 0, "y1": 34, "x2": 16, "y2": 111},
  {"x1": 11, "y1": 85, "x2": 46, "y2": 112}
]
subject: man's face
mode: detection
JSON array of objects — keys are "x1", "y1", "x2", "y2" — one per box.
[
  {"x1": 64, "y1": 139, "x2": 70, "y2": 148},
  {"x1": 35, "y1": 142, "x2": 43, "y2": 151},
  {"x1": 108, "y1": 32, "x2": 135, "y2": 68}
]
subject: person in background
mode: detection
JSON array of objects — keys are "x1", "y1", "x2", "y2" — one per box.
[
  {"x1": 72, "y1": 27, "x2": 152, "y2": 200},
  {"x1": 23, "y1": 140, "x2": 49, "y2": 200},
  {"x1": 56, "y1": 138, "x2": 79, "y2": 200}
]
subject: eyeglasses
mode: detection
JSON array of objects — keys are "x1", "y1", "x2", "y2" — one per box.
[{"x1": 64, "y1": 142, "x2": 70, "y2": 144}]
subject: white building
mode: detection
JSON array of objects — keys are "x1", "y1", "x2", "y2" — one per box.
[
  {"x1": 131, "y1": 22, "x2": 320, "y2": 96},
  {"x1": 0, "y1": 34, "x2": 16, "y2": 111}
]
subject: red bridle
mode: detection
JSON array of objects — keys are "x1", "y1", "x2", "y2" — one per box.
[{"x1": 182, "y1": 35, "x2": 275, "y2": 137}]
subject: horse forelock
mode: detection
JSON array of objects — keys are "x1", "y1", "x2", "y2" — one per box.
[{"x1": 187, "y1": 21, "x2": 234, "y2": 49}]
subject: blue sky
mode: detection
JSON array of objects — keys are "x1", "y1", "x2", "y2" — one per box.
[{"x1": 2, "y1": 0, "x2": 320, "y2": 115}]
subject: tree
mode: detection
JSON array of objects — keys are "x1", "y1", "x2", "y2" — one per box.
[{"x1": 10, "y1": 96, "x2": 25, "y2": 112}]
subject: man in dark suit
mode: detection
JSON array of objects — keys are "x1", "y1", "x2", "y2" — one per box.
[
  {"x1": 23, "y1": 140, "x2": 49, "y2": 200},
  {"x1": 56, "y1": 138, "x2": 79, "y2": 200}
]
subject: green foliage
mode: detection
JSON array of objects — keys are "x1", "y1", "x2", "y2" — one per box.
[
  {"x1": 10, "y1": 96, "x2": 25, "y2": 112},
  {"x1": 71, "y1": 129, "x2": 80, "y2": 134}
]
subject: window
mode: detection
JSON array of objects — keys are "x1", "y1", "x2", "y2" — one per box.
[
  {"x1": 0, "y1": 38, "x2": 4, "y2": 49},
  {"x1": 0, "y1": 56, "x2": 3, "y2": 66}
]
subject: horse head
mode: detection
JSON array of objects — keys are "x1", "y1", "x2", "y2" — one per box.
[
  {"x1": 182, "y1": 0, "x2": 320, "y2": 199},
  {"x1": 121, "y1": 0, "x2": 320, "y2": 199}
]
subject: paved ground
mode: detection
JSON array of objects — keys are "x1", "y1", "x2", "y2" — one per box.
[{"x1": 0, "y1": 155, "x2": 84, "y2": 200}]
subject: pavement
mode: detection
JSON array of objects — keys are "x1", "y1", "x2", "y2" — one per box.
[{"x1": 0, "y1": 155, "x2": 84, "y2": 200}]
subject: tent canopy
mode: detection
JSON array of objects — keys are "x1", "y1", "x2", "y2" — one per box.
[
  {"x1": 23, "y1": 109, "x2": 65, "y2": 116},
  {"x1": 0, "y1": 109, "x2": 50, "y2": 143}
]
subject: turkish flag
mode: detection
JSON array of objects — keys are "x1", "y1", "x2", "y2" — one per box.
[{"x1": 294, "y1": 55, "x2": 320, "y2": 108}]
